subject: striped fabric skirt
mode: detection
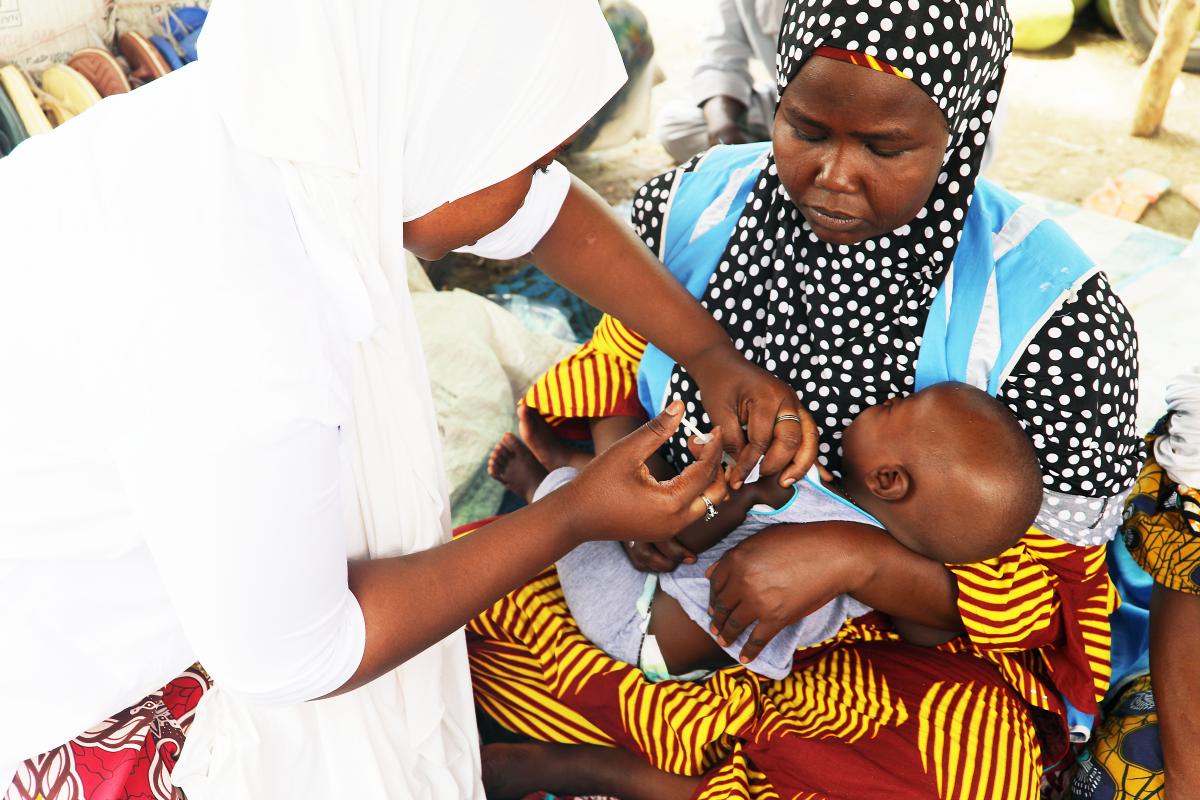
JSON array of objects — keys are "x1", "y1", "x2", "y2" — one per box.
[{"x1": 468, "y1": 564, "x2": 1070, "y2": 800}]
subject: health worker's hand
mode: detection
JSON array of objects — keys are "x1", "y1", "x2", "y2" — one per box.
[{"x1": 551, "y1": 401, "x2": 729, "y2": 547}]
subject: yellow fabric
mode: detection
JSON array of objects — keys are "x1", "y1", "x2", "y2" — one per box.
[
  {"x1": 1124, "y1": 435, "x2": 1200, "y2": 596},
  {"x1": 948, "y1": 527, "x2": 1116, "y2": 711},
  {"x1": 1077, "y1": 674, "x2": 1163, "y2": 799},
  {"x1": 468, "y1": 566, "x2": 1047, "y2": 799},
  {"x1": 0, "y1": 66, "x2": 51, "y2": 136},
  {"x1": 41, "y1": 65, "x2": 101, "y2": 118},
  {"x1": 523, "y1": 313, "x2": 648, "y2": 425}
]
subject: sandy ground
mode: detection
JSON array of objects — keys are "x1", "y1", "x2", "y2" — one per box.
[{"x1": 429, "y1": 4, "x2": 1199, "y2": 292}]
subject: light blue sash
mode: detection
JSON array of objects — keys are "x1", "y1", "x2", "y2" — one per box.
[
  {"x1": 638, "y1": 143, "x2": 771, "y2": 415},
  {"x1": 913, "y1": 179, "x2": 1097, "y2": 394}
]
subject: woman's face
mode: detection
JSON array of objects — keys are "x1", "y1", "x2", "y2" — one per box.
[
  {"x1": 402, "y1": 147, "x2": 565, "y2": 261},
  {"x1": 773, "y1": 56, "x2": 950, "y2": 246}
]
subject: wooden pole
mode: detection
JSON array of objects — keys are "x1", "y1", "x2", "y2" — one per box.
[{"x1": 1132, "y1": 0, "x2": 1200, "y2": 137}]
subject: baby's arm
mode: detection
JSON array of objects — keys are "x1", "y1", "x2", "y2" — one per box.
[
  {"x1": 674, "y1": 478, "x2": 794, "y2": 555},
  {"x1": 673, "y1": 486, "x2": 761, "y2": 555},
  {"x1": 593, "y1": 414, "x2": 747, "y2": 553},
  {"x1": 590, "y1": 415, "x2": 671, "y2": 478}
]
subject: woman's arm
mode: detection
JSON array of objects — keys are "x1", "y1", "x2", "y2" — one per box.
[
  {"x1": 335, "y1": 497, "x2": 568, "y2": 695},
  {"x1": 529, "y1": 177, "x2": 815, "y2": 488},
  {"x1": 1150, "y1": 582, "x2": 1200, "y2": 796},
  {"x1": 529, "y1": 174, "x2": 730, "y2": 372},
  {"x1": 130, "y1": 403, "x2": 724, "y2": 703},
  {"x1": 594, "y1": 416, "x2": 777, "y2": 571},
  {"x1": 705, "y1": 522, "x2": 962, "y2": 663},
  {"x1": 332, "y1": 402, "x2": 728, "y2": 695},
  {"x1": 341, "y1": 440, "x2": 743, "y2": 695}
]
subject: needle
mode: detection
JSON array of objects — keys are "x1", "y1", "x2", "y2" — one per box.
[{"x1": 680, "y1": 416, "x2": 735, "y2": 467}]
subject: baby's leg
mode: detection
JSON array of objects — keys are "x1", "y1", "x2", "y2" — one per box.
[
  {"x1": 592, "y1": 415, "x2": 672, "y2": 480},
  {"x1": 647, "y1": 586, "x2": 734, "y2": 675},
  {"x1": 518, "y1": 403, "x2": 592, "y2": 472},
  {"x1": 487, "y1": 433, "x2": 549, "y2": 504},
  {"x1": 488, "y1": 404, "x2": 594, "y2": 503},
  {"x1": 481, "y1": 742, "x2": 702, "y2": 800},
  {"x1": 589, "y1": 414, "x2": 643, "y2": 452}
]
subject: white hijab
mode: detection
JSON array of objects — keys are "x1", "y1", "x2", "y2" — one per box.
[{"x1": 173, "y1": 3, "x2": 625, "y2": 798}]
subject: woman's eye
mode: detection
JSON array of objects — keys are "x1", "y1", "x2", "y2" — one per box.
[
  {"x1": 868, "y1": 144, "x2": 906, "y2": 158},
  {"x1": 791, "y1": 126, "x2": 824, "y2": 142}
]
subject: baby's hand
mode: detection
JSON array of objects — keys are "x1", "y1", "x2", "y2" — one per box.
[{"x1": 742, "y1": 474, "x2": 794, "y2": 510}]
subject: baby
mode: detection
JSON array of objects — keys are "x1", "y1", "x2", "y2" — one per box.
[{"x1": 491, "y1": 382, "x2": 1043, "y2": 680}]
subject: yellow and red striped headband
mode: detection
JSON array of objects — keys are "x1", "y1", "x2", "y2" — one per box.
[{"x1": 813, "y1": 46, "x2": 910, "y2": 80}]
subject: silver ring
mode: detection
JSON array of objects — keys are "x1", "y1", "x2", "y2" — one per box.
[
  {"x1": 628, "y1": 541, "x2": 637, "y2": 549},
  {"x1": 702, "y1": 494, "x2": 719, "y2": 522},
  {"x1": 775, "y1": 414, "x2": 804, "y2": 425}
]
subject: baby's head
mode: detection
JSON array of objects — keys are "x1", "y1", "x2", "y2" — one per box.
[{"x1": 840, "y1": 382, "x2": 1042, "y2": 565}]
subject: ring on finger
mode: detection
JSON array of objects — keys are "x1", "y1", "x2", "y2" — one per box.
[
  {"x1": 701, "y1": 494, "x2": 719, "y2": 522},
  {"x1": 775, "y1": 413, "x2": 804, "y2": 425}
]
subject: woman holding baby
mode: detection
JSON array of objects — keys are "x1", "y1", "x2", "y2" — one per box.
[
  {"x1": 473, "y1": 1, "x2": 1143, "y2": 798},
  {"x1": 0, "y1": 3, "x2": 820, "y2": 800}
]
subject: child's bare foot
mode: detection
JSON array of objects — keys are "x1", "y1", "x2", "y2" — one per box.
[
  {"x1": 487, "y1": 432, "x2": 549, "y2": 504},
  {"x1": 518, "y1": 403, "x2": 591, "y2": 472},
  {"x1": 480, "y1": 742, "x2": 701, "y2": 800}
]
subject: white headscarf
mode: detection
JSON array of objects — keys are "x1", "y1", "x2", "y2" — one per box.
[
  {"x1": 172, "y1": 3, "x2": 625, "y2": 798},
  {"x1": 1156, "y1": 373, "x2": 1200, "y2": 490}
]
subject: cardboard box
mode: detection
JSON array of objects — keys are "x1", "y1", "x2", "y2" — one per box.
[{"x1": 0, "y1": 0, "x2": 108, "y2": 69}]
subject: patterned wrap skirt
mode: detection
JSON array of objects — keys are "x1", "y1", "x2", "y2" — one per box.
[{"x1": 5, "y1": 666, "x2": 211, "y2": 800}]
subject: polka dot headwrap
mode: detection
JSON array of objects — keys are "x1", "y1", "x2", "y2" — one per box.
[{"x1": 658, "y1": 0, "x2": 1014, "y2": 475}]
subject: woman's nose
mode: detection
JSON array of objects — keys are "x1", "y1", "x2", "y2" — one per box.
[{"x1": 812, "y1": 144, "x2": 859, "y2": 195}]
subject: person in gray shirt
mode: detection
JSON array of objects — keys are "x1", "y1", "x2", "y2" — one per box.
[{"x1": 657, "y1": 0, "x2": 784, "y2": 163}]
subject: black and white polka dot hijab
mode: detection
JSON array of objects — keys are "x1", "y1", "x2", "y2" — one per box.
[{"x1": 665, "y1": 0, "x2": 1014, "y2": 474}]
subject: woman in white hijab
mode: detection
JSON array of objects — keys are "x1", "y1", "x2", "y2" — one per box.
[{"x1": 0, "y1": 1, "x2": 814, "y2": 798}]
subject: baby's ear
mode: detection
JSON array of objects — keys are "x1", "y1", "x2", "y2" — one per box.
[{"x1": 865, "y1": 464, "x2": 911, "y2": 502}]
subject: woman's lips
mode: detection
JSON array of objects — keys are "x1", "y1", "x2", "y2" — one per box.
[{"x1": 804, "y1": 205, "x2": 863, "y2": 231}]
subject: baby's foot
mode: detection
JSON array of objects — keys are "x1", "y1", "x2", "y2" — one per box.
[
  {"x1": 487, "y1": 432, "x2": 549, "y2": 504},
  {"x1": 518, "y1": 403, "x2": 590, "y2": 472}
]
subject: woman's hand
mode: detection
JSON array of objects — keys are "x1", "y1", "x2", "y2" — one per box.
[
  {"x1": 685, "y1": 345, "x2": 818, "y2": 491},
  {"x1": 549, "y1": 401, "x2": 729, "y2": 546},
  {"x1": 706, "y1": 522, "x2": 879, "y2": 664}
]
